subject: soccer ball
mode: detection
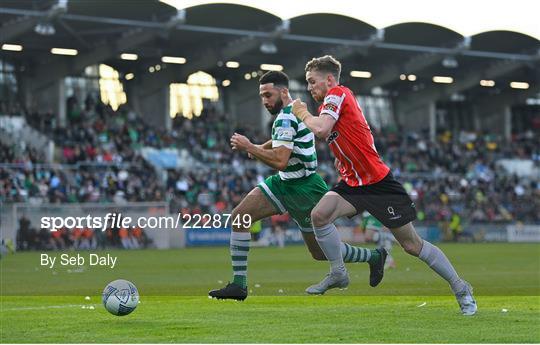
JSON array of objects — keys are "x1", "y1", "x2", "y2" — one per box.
[{"x1": 102, "y1": 279, "x2": 139, "y2": 316}]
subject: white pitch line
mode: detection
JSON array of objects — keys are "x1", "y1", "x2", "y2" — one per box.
[{"x1": 3, "y1": 304, "x2": 92, "y2": 311}]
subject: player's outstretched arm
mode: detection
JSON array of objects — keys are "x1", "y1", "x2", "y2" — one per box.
[
  {"x1": 261, "y1": 139, "x2": 273, "y2": 149},
  {"x1": 291, "y1": 99, "x2": 336, "y2": 139},
  {"x1": 246, "y1": 145, "x2": 292, "y2": 171},
  {"x1": 248, "y1": 140, "x2": 271, "y2": 159},
  {"x1": 230, "y1": 133, "x2": 291, "y2": 170}
]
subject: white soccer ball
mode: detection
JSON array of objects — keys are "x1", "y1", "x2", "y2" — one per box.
[{"x1": 102, "y1": 279, "x2": 139, "y2": 316}]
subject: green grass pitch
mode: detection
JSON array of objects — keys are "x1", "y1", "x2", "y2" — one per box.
[{"x1": 1, "y1": 243, "x2": 539, "y2": 343}]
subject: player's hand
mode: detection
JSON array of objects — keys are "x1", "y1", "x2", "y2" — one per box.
[
  {"x1": 291, "y1": 99, "x2": 309, "y2": 121},
  {"x1": 230, "y1": 133, "x2": 252, "y2": 152}
]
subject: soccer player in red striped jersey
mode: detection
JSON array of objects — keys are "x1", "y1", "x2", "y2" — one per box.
[{"x1": 291, "y1": 55, "x2": 477, "y2": 315}]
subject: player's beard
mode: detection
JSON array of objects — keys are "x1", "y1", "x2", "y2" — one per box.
[
  {"x1": 266, "y1": 98, "x2": 283, "y2": 115},
  {"x1": 312, "y1": 89, "x2": 326, "y2": 102}
]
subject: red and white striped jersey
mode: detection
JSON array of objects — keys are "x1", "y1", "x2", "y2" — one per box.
[{"x1": 318, "y1": 85, "x2": 390, "y2": 187}]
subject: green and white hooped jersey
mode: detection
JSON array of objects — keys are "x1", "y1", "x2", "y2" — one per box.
[{"x1": 271, "y1": 104, "x2": 317, "y2": 180}]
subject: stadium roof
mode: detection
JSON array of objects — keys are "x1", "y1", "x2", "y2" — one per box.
[
  {"x1": 162, "y1": 0, "x2": 540, "y2": 40},
  {"x1": 0, "y1": 0, "x2": 538, "y2": 104}
]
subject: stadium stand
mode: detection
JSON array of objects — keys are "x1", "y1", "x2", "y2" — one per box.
[
  {"x1": 2, "y1": 104, "x2": 538, "y2": 250},
  {"x1": 0, "y1": 1, "x2": 538, "y2": 250}
]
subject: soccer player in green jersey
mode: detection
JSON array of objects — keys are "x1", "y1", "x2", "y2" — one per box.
[
  {"x1": 362, "y1": 212, "x2": 396, "y2": 269},
  {"x1": 209, "y1": 71, "x2": 386, "y2": 300}
]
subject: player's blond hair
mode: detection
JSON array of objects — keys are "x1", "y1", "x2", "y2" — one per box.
[{"x1": 305, "y1": 55, "x2": 341, "y2": 81}]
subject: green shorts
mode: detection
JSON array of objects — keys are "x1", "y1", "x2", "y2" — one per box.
[{"x1": 258, "y1": 173, "x2": 328, "y2": 232}]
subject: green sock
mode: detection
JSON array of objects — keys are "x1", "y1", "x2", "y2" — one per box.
[
  {"x1": 367, "y1": 249, "x2": 380, "y2": 264},
  {"x1": 341, "y1": 242, "x2": 380, "y2": 263},
  {"x1": 233, "y1": 275, "x2": 247, "y2": 288},
  {"x1": 230, "y1": 232, "x2": 250, "y2": 289}
]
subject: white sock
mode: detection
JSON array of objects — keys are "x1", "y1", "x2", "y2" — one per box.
[
  {"x1": 419, "y1": 240, "x2": 465, "y2": 293},
  {"x1": 313, "y1": 223, "x2": 346, "y2": 273}
]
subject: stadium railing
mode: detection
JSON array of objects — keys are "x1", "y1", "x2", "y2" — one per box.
[{"x1": 0, "y1": 201, "x2": 186, "y2": 250}]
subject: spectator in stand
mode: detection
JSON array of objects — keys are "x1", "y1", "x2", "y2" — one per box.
[{"x1": 3, "y1": 95, "x2": 538, "y2": 251}]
